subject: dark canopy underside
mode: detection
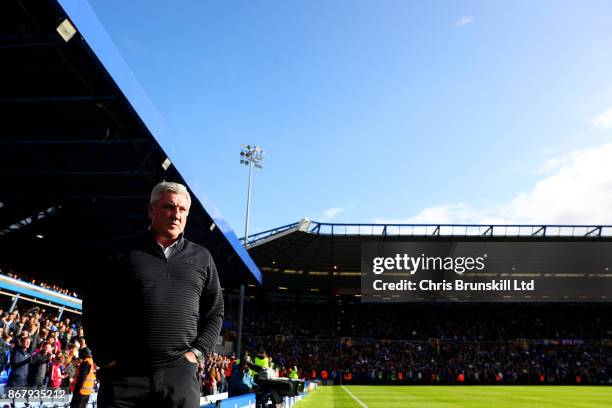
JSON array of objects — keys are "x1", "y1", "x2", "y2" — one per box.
[{"x1": 0, "y1": 0, "x2": 259, "y2": 289}]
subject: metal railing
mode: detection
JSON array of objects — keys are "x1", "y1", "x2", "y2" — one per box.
[{"x1": 246, "y1": 221, "x2": 612, "y2": 246}]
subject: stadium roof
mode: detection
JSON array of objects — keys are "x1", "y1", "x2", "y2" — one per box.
[
  {"x1": 246, "y1": 219, "x2": 612, "y2": 294},
  {"x1": 0, "y1": 0, "x2": 260, "y2": 288}
]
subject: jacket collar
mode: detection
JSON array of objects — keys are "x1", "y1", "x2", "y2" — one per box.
[{"x1": 144, "y1": 228, "x2": 186, "y2": 256}]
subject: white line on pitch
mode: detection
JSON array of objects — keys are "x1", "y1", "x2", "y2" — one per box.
[{"x1": 341, "y1": 385, "x2": 368, "y2": 408}]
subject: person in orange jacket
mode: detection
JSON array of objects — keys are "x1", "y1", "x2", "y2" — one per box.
[{"x1": 70, "y1": 347, "x2": 96, "y2": 408}]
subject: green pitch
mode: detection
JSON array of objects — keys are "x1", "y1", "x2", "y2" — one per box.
[{"x1": 295, "y1": 385, "x2": 612, "y2": 408}]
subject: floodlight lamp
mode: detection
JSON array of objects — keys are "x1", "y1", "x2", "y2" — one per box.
[
  {"x1": 56, "y1": 18, "x2": 77, "y2": 42},
  {"x1": 161, "y1": 158, "x2": 172, "y2": 171}
]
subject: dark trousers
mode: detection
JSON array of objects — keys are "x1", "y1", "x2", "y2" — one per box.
[
  {"x1": 70, "y1": 393, "x2": 90, "y2": 408},
  {"x1": 97, "y1": 360, "x2": 200, "y2": 408}
]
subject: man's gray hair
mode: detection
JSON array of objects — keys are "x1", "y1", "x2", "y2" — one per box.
[{"x1": 150, "y1": 181, "x2": 191, "y2": 206}]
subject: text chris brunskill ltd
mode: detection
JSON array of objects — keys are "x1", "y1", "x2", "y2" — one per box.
[{"x1": 372, "y1": 279, "x2": 536, "y2": 292}]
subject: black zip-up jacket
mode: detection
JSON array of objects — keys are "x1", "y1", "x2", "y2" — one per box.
[{"x1": 83, "y1": 231, "x2": 224, "y2": 370}]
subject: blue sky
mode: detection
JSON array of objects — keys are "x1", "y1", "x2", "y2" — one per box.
[{"x1": 87, "y1": 0, "x2": 612, "y2": 236}]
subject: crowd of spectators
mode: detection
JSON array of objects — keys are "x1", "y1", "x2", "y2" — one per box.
[
  {"x1": 242, "y1": 336, "x2": 611, "y2": 385},
  {"x1": 0, "y1": 306, "x2": 86, "y2": 390},
  {"x1": 0, "y1": 303, "x2": 240, "y2": 399},
  {"x1": 238, "y1": 300, "x2": 612, "y2": 341},
  {"x1": 1, "y1": 268, "x2": 611, "y2": 393},
  {"x1": 0, "y1": 266, "x2": 80, "y2": 298},
  {"x1": 199, "y1": 353, "x2": 232, "y2": 396},
  {"x1": 233, "y1": 299, "x2": 612, "y2": 385}
]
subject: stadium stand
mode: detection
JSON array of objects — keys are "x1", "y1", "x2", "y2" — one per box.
[
  {"x1": 0, "y1": 272, "x2": 312, "y2": 407},
  {"x1": 2, "y1": 266, "x2": 80, "y2": 298},
  {"x1": 2, "y1": 0, "x2": 610, "y2": 405},
  {"x1": 233, "y1": 299, "x2": 612, "y2": 386}
]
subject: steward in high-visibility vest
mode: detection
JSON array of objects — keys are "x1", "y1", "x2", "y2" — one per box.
[
  {"x1": 252, "y1": 351, "x2": 269, "y2": 378},
  {"x1": 253, "y1": 352, "x2": 269, "y2": 369},
  {"x1": 289, "y1": 366, "x2": 299, "y2": 379},
  {"x1": 70, "y1": 348, "x2": 96, "y2": 408}
]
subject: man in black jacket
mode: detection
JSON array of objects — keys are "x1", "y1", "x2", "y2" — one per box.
[
  {"x1": 83, "y1": 181, "x2": 224, "y2": 408},
  {"x1": 8, "y1": 334, "x2": 32, "y2": 387},
  {"x1": 27, "y1": 342, "x2": 52, "y2": 387}
]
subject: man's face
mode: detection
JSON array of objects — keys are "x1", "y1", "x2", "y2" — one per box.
[
  {"x1": 149, "y1": 191, "x2": 190, "y2": 241},
  {"x1": 21, "y1": 336, "x2": 31, "y2": 349}
]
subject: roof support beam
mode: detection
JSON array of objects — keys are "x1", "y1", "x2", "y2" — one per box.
[
  {"x1": 0, "y1": 170, "x2": 156, "y2": 176},
  {"x1": 586, "y1": 227, "x2": 602, "y2": 237},
  {"x1": 29, "y1": 194, "x2": 148, "y2": 200},
  {"x1": 0, "y1": 96, "x2": 118, "y2": 103},
  {"x1": 0, "y1": 40, "x2": 62, "y2": 49},
  {"x1": 0, "y1": 205, "x2": 61, "y2": 236},
  {"x1": 0, "y1": 139, "x2": 152, "y2": 145},
  {"x1": 0, "y1": 33, "x2": 62, "y2": 49}
]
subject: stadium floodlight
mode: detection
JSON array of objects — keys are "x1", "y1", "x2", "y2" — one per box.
[
  {"x1": 56, "y1": 18, "x2": 77, "y2": 42},
  {"x1": 161, "y1": 157, "x2": 172, "y2": 171},
  {"x1": 239, "y1": 144, "x2": 264, "y2": 246},
  {"x1": 236, "y1": 144, "x2": 264, "y2": 360}
]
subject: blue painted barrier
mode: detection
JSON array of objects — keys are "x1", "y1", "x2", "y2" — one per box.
[{"x1": 218, "y1": 393, "x2": 256, "y2": 408}]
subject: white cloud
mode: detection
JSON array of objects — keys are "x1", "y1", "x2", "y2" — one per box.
[
  {"x1": 589, "y1": 108, "x2": 612, "y2": 130},
  {"x1": 374, "y1": 143, "x2": 612, "y2": 225},
  {"x1": 374, "y1": 203, "x2": 488, "y2": 225},
  {"x1": 320, "y1": 207, "x2": 344, "y2": 221},
  {"x1": 455, "y1": 16, "x2": 474, "y2": 27},
  {"x1": 538, "y1": 152, "x2": 578, "y2": 174},
  {"x1": 539, "y1": 157, "x2": 564, "y2": 174}
]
